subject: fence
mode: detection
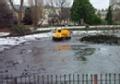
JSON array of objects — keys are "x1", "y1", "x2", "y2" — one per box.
[
  {"x1": 0, "y1": 73, "x2": 120, "y2": 84},
  {"x1": 36, "y1": 25, "x2": 120, "y2": 32}
]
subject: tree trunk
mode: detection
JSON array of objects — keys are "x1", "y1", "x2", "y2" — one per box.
[{"x1": 9, "y1": 0, "x2": 24, "y2": 24}]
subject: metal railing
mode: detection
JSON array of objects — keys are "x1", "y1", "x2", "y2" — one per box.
[
  {"x1": 36, "y1": 25, "x2": 120, "y2": 32},
  {"x1": 0, "y1": 73, "x2": 120, "y2": 84}
]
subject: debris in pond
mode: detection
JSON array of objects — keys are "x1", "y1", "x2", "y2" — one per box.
[
  {"x1": 0, "y1": 70, "x2": 9, "y2": 73},
  {"x1": 21, "y1": 69, "x2": 30, "y2": 76},
  {"x1": 6, "y1": 60, "x2": 20, "y2": 68},
  {"x1": 80, "y1": 34, "x2": 120, "y2": 45},
  {"x1": 71, "y1": 44, "x2": 96, "y2": 61},
  {"x1": 75, "y1": 48, "x2": 95, "y2": 56},
  {"x1": 74, "y1": 48, "x2": 95, "y2": 61},
  {"x1": 71, "y1": 45, "x2": 88, "y2": 50},
  {"x1": 76, "y1": 56, "x2": 87, "y2": 61}
]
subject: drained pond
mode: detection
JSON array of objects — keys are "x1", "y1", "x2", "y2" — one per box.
[{"x1": 0, "y1": 31, "x2": 120, "y2": 76}]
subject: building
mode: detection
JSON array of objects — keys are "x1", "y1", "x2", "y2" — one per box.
[
  {"x1": 109, "y1": 0, "x2": 120, "y2": 24},
  {"x1": 110, "y1": 0, "x2": 120, "y2": 9},
  {"x1": 110, "y1": 0, "x2": 120, "y2": 6}
]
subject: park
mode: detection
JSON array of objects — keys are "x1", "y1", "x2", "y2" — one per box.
[{"x1": 0, "y1": 0, "x2": 120, "y2": 84}]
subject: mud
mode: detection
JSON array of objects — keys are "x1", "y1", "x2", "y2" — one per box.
[{"x1": 80, "y1": 34, "x2": 120, "y2": 45}]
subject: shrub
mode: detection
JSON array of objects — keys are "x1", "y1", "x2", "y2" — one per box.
[
  {"x1": 11, "y1": 25, "x2": 31, "y2": 36},
  {"x1": 22, "y1": 7, "x2": 33, "y2": 25}
]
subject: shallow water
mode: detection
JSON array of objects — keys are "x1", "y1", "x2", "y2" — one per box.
[{"x1": 0, "y1": 32, "x2": 120, "y2": 76}]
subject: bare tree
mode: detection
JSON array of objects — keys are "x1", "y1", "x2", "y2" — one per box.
[
  {"x1": 45, "y1": 0, "x2": 59, "y2": 25},
  {"x1": 28, "y1": 0, "x2": 44, "y2": 27},
  {"x1": 0, "y1": 0, "x2": 14, "y2": 27},
  {"x1": 46, "y1": 0, "x2": 70, "y2": 25},
  {"x1": 46, "y1": 0, "x2": 55, "y2": 8},
  {"x1": 55, "y1": 0, "x2": 68, "y2": 8},
  {"x1": 49, "y1": 0, "x2": 70, "y2": 25},
  {"x1": 56, "y1": 0, "x2": 70, "y2": 25},
  {"x1": 8, "y1": 0, "x2": 24, "y2": 24}
]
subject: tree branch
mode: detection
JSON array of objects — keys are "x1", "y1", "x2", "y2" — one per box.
[
  {"x1": 8, "y1": 0, "x2": 18, "y2": 12},
  {"x1": 19, "y1": 0, "x2": 24, "y2": 11}
]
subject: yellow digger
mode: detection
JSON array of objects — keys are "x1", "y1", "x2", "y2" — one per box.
[{"x1": 52, "y1": 28, "x2": 72, "y2": 41}]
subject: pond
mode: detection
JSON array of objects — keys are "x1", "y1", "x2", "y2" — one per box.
[{"x1": 0, "y1": 32, "x2": 120, "y2": 76}]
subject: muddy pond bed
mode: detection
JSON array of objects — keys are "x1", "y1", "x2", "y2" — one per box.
[
  {"x1": 1, "y1": 31, "x2": 120, "y2": 76},
  {"x1": 80, "y1": 34, "x2": 120, "y2": 45}
]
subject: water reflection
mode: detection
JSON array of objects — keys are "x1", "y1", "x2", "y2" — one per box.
[
  {"x1": 54, "y1": 44, "x2": 96, "y2": 61},
  {"x1": 71, "y1": 45, "x2": 88, "y2": 50},
  {"x1": 54, "y1": 44, "x2": 71, "y2": 51}
]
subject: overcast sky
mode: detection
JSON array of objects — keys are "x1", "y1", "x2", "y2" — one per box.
[
  {"x1": 90, "y1": 0, "x2": 109, "y2": 9},
  {"x1": 14, "y1": 0, "x2": 109, "y2": 9}
]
